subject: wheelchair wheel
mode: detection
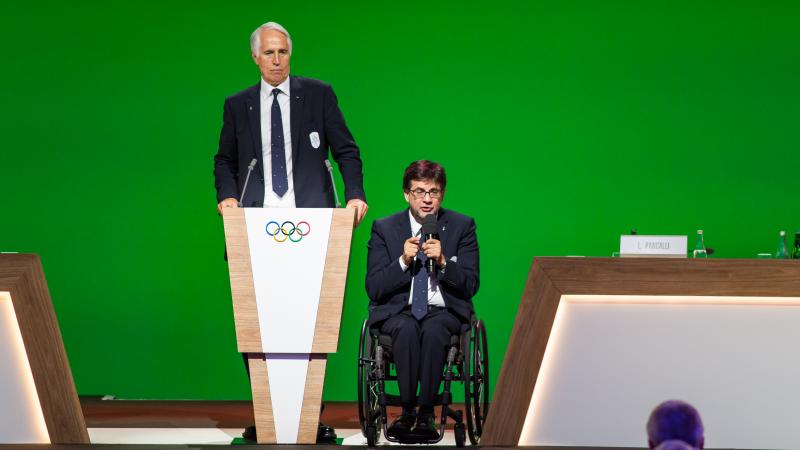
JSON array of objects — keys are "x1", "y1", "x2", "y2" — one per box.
[
  {"x1": 357, "y1": 320, "x2": 382, "y2": 445},
  {"x1": 365, "y1": 425, "x2": 378, "y2": 447},
  {"x1": 465, "y1": 319, "x2": 489, "y2": 445},
  {"x1": 454, "y1": 422, "x2": 466, "y2": 448}
]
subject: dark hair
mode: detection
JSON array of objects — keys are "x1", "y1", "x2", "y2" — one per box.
[
  {"x1": 646, "y1": 400, "x2": 704, "y2": 449},
  {"x1": 402, "y1": 160, "x2": 446, "y2": 191}
]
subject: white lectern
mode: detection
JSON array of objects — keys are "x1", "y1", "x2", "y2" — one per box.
[{"x1": 222, "y1": 207, "x2": 354, "y2": 444}]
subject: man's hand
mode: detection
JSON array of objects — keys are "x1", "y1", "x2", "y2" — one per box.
[
  {"x1": 217, "y1": 197, "x2": 239, "y2": 215},
  {"x1": 422, "y1": 238, "x2": 446, "y2": 267},
  {"x1": 346, "y1": 199, "x2": 369, "y2": 227},
  {"x1": 402, "y1": 236, "x2": 421, "y2": 266}
]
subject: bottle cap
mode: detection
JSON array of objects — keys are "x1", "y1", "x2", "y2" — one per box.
[
  {"x1": 697, "y1": 229, "x2": 703, "y2": 234},
  {"x1": 780, "y1": 230, "x2": 786, "y2": 236}
]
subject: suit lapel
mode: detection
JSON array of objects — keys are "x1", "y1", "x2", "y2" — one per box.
[
  {"x1": 394, "y1": 210, "x2": 413, "y2": 254},
  {"x1": 245, "y1": 84, "x2": 262, "y2": 175},
  {"x1": 290, "y1": 76, "x2": 304, "y2": 170},
  {"x1": 437, "y1": 209, "x2": 450, "y2": 252}
]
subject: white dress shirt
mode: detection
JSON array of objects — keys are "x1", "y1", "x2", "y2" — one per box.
[
  {"x1": 260, "y1": 77, "x2": 296, "y2": 208},
  {"x1": 399, "y1": 211, "x2": 446, "y2": 308}
]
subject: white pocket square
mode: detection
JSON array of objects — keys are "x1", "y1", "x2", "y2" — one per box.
[{"x1": 450, "y1": 256, "x2": 457, "y2": 262}]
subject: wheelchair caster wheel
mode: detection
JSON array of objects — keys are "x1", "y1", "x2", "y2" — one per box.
[
  {"x1": 454, "y1": 423, "x2": 466, "y2": 447},
  {"x1": 366, "y1": 425, "x2": 378, "y2": 447}
]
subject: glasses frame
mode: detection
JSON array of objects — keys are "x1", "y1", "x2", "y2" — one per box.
[{"x1": 405, "y1": 188, "x2": 443, "y2": 199}]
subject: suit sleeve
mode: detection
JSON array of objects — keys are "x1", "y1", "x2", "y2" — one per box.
[
  {"x1": 213, "y1": 98, "x2": 240, "y2": 203},
  {"x1": 323, "y1": 85, "x2": 366, "y2": 203},
  {"x1": 438, "y1": 218, "x2": 480, "y2": 299},
  {"x1": 366, "y1": 221, "x2": 412, "y2": 304}
]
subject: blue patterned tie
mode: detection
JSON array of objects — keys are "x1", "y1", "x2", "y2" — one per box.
[
  {"x1": 411, "y1": 234, "x2": 428, "y2": 320},
  {"x1": 270, "y1": 88, "x2": 288, "y2": 197}
]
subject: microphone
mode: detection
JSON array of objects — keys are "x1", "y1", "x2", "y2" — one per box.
[
  {"x1": 421, "y1": 214, "x2": 438, "y2": 273},
  {"x1": 238, "y1": 158, "x2": 258, "y2": 207},
  {"x1": 324, "y1": 160, "x2": 341, "y2": 207}
]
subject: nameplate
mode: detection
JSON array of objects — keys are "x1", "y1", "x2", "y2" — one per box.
[{"x1": 619, "y1": 235, "x2": 687, "y2": 258}]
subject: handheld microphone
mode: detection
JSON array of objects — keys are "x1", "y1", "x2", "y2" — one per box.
[
  {"x1": 324, "y1": 160, "x2": 342, "y2": 207},
  {"x1": 421, "y1": 214, "x2": 438, "y2": 273},
  {"x1": 238, "y1": 158, "x2": 258, "y2": 207}
]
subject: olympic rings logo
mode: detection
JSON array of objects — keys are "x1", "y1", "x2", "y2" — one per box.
[{"x1": 265, "y1": 220, "x2": 311, "y2": 243}]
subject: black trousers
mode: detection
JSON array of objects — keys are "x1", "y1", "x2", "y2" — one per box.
[{"x1": 379, "y1": 307, "x2": 462, "y2": 407}]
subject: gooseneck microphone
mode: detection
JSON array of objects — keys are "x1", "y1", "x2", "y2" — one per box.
[
  {"x1": 324, "y1": 160, "x2": 342, "y2": 207},
  {"x1": 421, "y1": 214, "x2": 439, "y2": 273},
  {"x1": 238, "y1": 158, "x2": 258, "y2": 207}
]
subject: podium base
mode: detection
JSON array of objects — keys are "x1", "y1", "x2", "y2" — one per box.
[{"x1": 247, "y1": 353, "x2": 327, "y2": 444}]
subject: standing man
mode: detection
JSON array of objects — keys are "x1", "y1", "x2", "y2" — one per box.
[
  {"x1": 365, "y1": 160, "x2": 480, "y2": 439},
  {"x1": 213, "y1": 21, "x2": 368, "y2": 442},
  {"x1": 214, "y1": 21, "x2": 368, "y2": 222}
]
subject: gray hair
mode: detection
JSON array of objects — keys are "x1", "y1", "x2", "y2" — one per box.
[{"x1": 250, "y1": 22, "x2": 293, "y2": 55}]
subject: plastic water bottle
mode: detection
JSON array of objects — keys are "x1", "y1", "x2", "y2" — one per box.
[
  {"x1": 692, "y1": 230, "x2": 707, "y2": 258},
  {"x1": 776, "y1": 231, "x2": 789, "y2": 259},
  {"x1": 793, "y1": 232, "x2": 800, "y2": 260}
]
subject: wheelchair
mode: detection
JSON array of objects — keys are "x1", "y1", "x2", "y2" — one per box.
[{"x1": 357, "y1": 314, "x2": 489, "y2": 447}]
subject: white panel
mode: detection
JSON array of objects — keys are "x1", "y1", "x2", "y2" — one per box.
[
  {"x1": 245, "y1": 208, "x2": 332, "y2": 353},
  {"x1": 620, "y1": 235, "x2": 687, "y2": 257},
  {"x1": 267, "y1": 354, "x2": 309, "y2": 443},
  {"x1": 88, "y1": 427, "x2": 239, "y2": 445},
  {"x1": 0, "y1": 291, "x2": 49, "y2": 443},
  {"x1": 520, "y1": 295, "x2": 800, "y2": 449}
]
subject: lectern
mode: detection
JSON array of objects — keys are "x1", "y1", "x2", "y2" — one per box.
[{"x1": 222, "y1": 207, "x2": 355, "y2": 444}]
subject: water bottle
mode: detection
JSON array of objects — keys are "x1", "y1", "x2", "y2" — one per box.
[
  {"x1": 792, "y1": 232, "x2": 800, "y2": 260},
  {"x1": 692, "y1": 230, "x2": 707, "y2": 258},
  {"x1": 776, "y1": 231, "x2": 789, "y2": 259}
]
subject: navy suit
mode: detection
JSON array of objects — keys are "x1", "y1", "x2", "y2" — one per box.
[
  {"x1": 214, "y1": 76, "x2": 366, "y2": 207},
  {"x1": 365, "y1": 208, "x2": 480, "y2": 406}
]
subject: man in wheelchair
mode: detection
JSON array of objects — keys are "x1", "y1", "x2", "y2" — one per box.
[{"x1": 365, "y1": 160, "x2": 480, "y2": 441}]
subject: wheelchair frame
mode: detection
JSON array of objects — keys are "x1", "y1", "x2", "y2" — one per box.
[{"x1": 357, "y1": 316, "x2": 489, "y2": 447}]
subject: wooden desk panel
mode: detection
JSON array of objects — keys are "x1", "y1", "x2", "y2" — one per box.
[
  {"x1": 482, "y1": 257, "x2": 800, "y2": 446},
  {"x1": 0, "y1": 254, "x2": 89, "y2": 444}
]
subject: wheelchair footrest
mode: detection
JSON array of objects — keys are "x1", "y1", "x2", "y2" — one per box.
[{"x1": 446, "y1": 407, "x2": 463, "y2": 423}]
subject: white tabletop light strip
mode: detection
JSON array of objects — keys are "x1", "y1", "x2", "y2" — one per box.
[
  {"x1": 563, "y1": 294, "x2": 800, "y2": 306},
  {"x1": 0, "y1": 291, "x2": 49, "y2": 443}
]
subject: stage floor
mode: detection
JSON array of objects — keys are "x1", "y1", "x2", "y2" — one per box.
[
  {"x1": 0, "y1": 399, "x2": 653, "y2": 448},
  {"x1": 86, "y1": 427, "x2": 457, "y2": 445},
  {"x1": 83, "y1": 399, "x2": 457, "y2": 446}
]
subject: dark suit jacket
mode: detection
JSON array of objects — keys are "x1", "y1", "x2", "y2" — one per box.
[
  {"x1": 214, "y1": 76, "x2": 366, "y2": 207},
  {"x1": 365, "y1": 208, "x2": 480, "y2": 326}
]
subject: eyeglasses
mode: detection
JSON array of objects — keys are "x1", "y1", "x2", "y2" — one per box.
[{"x1": 406, "y1": 188, "x2": 442, "y2": 199}]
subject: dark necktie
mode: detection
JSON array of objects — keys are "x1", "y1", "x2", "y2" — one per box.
[
  {"x1": 411, "y1": 234, "x2": 429, "y2": 320},
  {"x1": 270, "y1": 88, "x2": 288, "y2": 197}
]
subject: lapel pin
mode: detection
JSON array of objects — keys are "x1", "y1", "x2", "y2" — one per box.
[
  {"x1": 442, "y1": 226, "x2": 446, "y2": 231},
  {"x1": 249, "y1": 106, "x2": 253, "y2": 110}
]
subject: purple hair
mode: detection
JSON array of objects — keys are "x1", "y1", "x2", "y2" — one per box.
[{"x1": 646, "y1": 400, "x2": 704, "y2": 449}]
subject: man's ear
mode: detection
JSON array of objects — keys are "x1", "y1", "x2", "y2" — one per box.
[{"x1": 403, "y1": 191, "x2": 411, "y2": 203}]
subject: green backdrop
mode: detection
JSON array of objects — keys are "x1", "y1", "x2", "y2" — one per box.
[{"x1": 1, "y1": 1, "x2": 797, "y2": 401}]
